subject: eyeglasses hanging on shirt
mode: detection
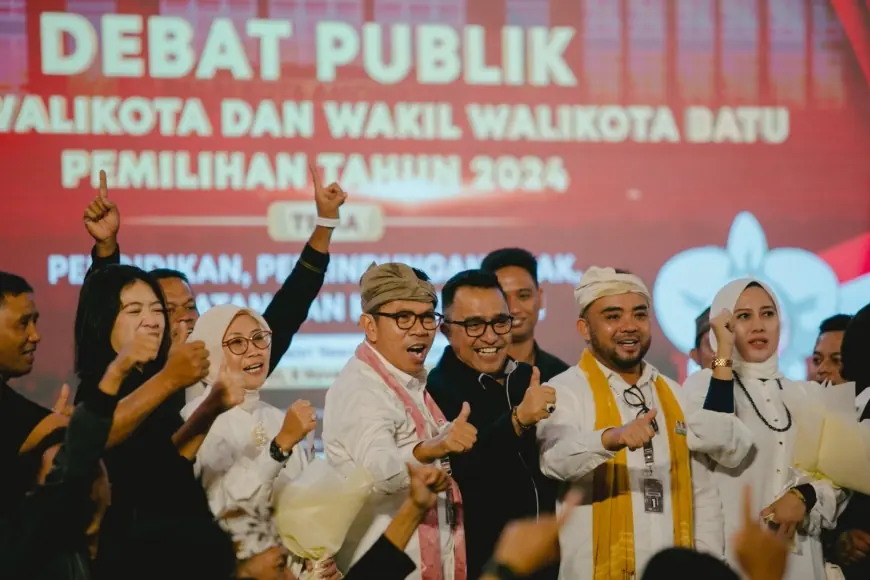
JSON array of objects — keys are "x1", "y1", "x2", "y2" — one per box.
[
  {"x1": 624, "y1": 385, "x2": 664, "y2": 514},
  {"x1": 623, "y1": 385, "x2": 659, "y2": 434}
]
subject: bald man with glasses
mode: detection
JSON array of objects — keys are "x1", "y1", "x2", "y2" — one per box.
[{"x1": 427, "y1": 269, "x2": 560, "y2": 580}]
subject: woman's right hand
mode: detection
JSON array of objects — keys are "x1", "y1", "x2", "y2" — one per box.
[
  {"x1": 710, "y1": 308, "x2": 735, "y2": 356},
  {"x1": 277, "y1": 400, "x2": 318, "y2": 449},
  {"x1": 115, "y1": 325, "x2": 161, "y2": 372}
]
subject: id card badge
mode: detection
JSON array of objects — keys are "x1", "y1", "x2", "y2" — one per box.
[{"x1": 643, "y1": 478, "x2": 664, "y2": 513}]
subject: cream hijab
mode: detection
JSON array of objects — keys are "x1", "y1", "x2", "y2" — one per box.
[
  {"x1": 185, "y1": 304, "x2": 271, "y2": 409},
  {"x1": 709, "y1": 278, "x2": 784, "y2": 381}
]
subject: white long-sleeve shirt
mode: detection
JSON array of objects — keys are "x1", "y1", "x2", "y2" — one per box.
[
  {"x1": 322, "y1": 343, "x2": 454, "y2": 579},
  {"x1": 537, "y1": 360, "x2": 725, "y2": 579},
  {"x1": 182, "y1": 392, "x2": 313, "y2": 561},
  {"x1": 683, "y1": 370, "x2": 848, "y2": 580}
]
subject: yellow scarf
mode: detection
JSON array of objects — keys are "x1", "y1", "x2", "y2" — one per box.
[{"x1": 579, "y1": 350, "x2": 694, "y2": 580}]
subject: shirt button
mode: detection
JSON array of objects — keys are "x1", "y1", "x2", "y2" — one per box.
[
  {"x1": 774, "y1": 418, "x2": 779, "y2": 423},
  {"x1": 766, "y1": 398, "x2": 771, "y2": 403},
  {"x1": 777, "y1": 469, "x2": 782, "y2": 474},
  {"x1": 779, "y1": 441, "x2": 783, "y2": 445}
]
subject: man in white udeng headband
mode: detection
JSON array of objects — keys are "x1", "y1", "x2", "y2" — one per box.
[
  {"x1": 683, "y1": 278, "x2": 848, "y2": 580},
  {"x1": 182, "y1": 304, "x2": 338, "y2": 580},
  {"x1": 323, "y1": 262, "x2": 476, "y2": 580},
  {"x1": 536, "y1": 266, "x2": 743, "y2": 580}
]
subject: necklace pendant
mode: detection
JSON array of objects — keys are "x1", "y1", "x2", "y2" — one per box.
[{"x1": 252, "y1": 421, "x2": 269, "y2": 448}]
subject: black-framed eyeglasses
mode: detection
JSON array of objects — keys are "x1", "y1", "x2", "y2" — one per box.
[
  {"x1": 372, "y1": 310, "x2": 443, "y2": 331},
  {"x1": 223, "y1": 330, "x2": 273, "y2": 355},
  {"x1": 623, "y1": 385, "x2": 659, "y2": 433},
  {"x1": 443, "y1": 314, "x2": 513, "y2": 338}
]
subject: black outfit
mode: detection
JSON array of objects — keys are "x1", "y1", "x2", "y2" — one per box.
[
  {"x1": 427, "y1": 347, "x2": 559, "y2": 580},
  {"x1": 88, "y1": 241, "x2": 329, "y2": 377},
  {"x1": 74, "y1": 370, "x2": 235, "y2": 580},
  {"x1": 0, "y1": 381, "x2": 51, "y2": 520},
  {"x1": 343, "y1": 535, "x2": 417, "y2": 580},
  {"x1": 531, "y1": 342, "x2": 570, "y2": 383},
  {"x1": 80, "y1": 242, "x2": 328, "y2": 577},
  {"x1": 821, "y1": 390, "x2": 870, "y2": 579},
  {"x1": 1, "y1": 387, "x2": 117, "y2": 580}
]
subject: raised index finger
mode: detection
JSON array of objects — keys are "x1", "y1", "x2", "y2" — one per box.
[
  {"x1": 99, "y1": 169, "x2": 108, "y2": 199},
  {"x1": 308, "y1": 159, "x2": 322, "y2": 191}
]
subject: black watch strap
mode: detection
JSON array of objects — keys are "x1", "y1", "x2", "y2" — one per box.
[
  {"x1": 269, "y1": 438, "x2": 292, "y2": 463},
  {"x1": 481, "y1": 560, "x2": 522, "y2": 580}
]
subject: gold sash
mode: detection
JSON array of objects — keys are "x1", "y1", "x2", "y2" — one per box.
[{"x1": 580, "y1": 350, "x2": 694, "y2": 580}]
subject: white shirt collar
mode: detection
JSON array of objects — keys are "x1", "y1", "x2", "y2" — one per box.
[
  {"x1": 591, "y1": 356, "x2": 659, "y2": 390},
  {"x1": 364, "y1": 341, "x2": 428, "y2": 392}
]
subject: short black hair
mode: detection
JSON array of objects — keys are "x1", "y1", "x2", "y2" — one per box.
[
  {"x1": 819, "y1": 314, "x2": 853, "y2": 335},
  {"x1": 841, "y1": 303, "x2": 870, "y2": 389},
  {"x1": 480, "y1": 248, "x2": 538, "y2": 285},
  {"x1": 0, "y1": 271, "x2": 33, "y2": 305},
  {"x1": 642, "y1": 548, "x2": 738, "y2": 580},
  {"x1": 150, "y1": 268, "x2": 191, "y2": 285},
  {"x1": 74, "y1": 265, "x2": 171, "y2": 386},
  {"x1": 441, "y1": 269, "x2": 505, "y2": 312}
]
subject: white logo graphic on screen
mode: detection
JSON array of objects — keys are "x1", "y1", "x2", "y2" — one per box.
[{"x1": 654, "y1": 211, "x2": 870, "y2": 380}]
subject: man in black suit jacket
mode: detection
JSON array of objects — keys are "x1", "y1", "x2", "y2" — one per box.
[{"x1": 427, "y1": 270, "x2": 559, "y2": 580}]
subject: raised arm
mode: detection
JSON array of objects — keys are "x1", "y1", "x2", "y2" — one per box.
[
  {"x1": 263, "y1": 162, "x2": 346, "y2": 373},
  {"x1": 83, "y1": 170, "x2": 121, "y2": 278}
]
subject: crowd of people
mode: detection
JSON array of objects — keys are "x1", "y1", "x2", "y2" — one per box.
[{"x1": 1, "y1": 168, "x2": 869, "y2": 580}]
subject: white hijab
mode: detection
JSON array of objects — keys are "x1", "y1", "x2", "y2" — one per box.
[
  {"x1": 709, "y1": 278, "x2": 784, "y2": 381},
  {"x1": 185, "y1": 304, "x2": 271, "y2": 411}
]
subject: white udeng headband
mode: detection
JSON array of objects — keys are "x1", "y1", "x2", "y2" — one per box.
[{"x1": 573, "y1": 266, "x2": 651, "y2": 315}]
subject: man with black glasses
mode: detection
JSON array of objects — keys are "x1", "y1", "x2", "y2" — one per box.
[
  {"x1": 323, "y1": 262, "x2": 477, "y2": 580},
  {"x1": 536, "y1": 266, "x2": 725, "y2": 580},
  {"x1": 427, "y1": 269, "x2": 559, "y2": 580}
]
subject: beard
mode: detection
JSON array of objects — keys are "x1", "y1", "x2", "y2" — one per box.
[{"x1": 588, "y1": 328, "x2": 651, "y2": 371}]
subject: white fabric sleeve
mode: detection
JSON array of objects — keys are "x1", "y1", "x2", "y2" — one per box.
[
  {"x1": 327, "y1": 386, "x2": 422, "y2": 495},
  {"x1": 203, "y1": 441, "x2": 284, "y2": 518},
  {"x1": 691, "y1": 452, "x2": 725, "y2": 558},
  {"x1": 681, "y1": 370, "x2": 754, "y2": 468},
  {"x1": 537, "y1": 381, "x2": 615, "y2": 481}
]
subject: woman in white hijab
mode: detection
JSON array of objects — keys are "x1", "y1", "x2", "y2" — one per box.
[
  {"x1": 182, "y1": 304, "x2": 338, "y2": 580},
  {"x1": 682, "y1": 278, "x2": 847, "y2": 580}
]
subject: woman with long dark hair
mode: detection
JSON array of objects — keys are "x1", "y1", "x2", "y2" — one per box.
[{"x1": 73, "y1": 265, "x2": 240, "y2": 580}]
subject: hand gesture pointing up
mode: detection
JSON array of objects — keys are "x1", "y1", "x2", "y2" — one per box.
[
  {"x1": 84, "y1": 170, "x2": 120, "y2": 253},
  {"x1": 309, "y1": 160, "x2": 346, "y2": 220}
]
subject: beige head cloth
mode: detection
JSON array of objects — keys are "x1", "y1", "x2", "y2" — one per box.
[
  {"x1": 573, "y1": 266, "x2": 651, "y2": 316},
  {"x1": 359, "y1": 262, "x2": 438, "y2": 313}
]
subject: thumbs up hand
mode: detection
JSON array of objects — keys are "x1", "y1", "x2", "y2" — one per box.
[
  {"x1": 601, "y1": 408, "x2": 658, "y2": 452},
  {"x1": 516, "y1": 367, "x2": 557, "y2": 427},
  {"x1": 426, "y1": 401, "x2": 477, "y2": 458},
  {"x1": 84, "y1": 170, "x2": 120, "y2": 255}
]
